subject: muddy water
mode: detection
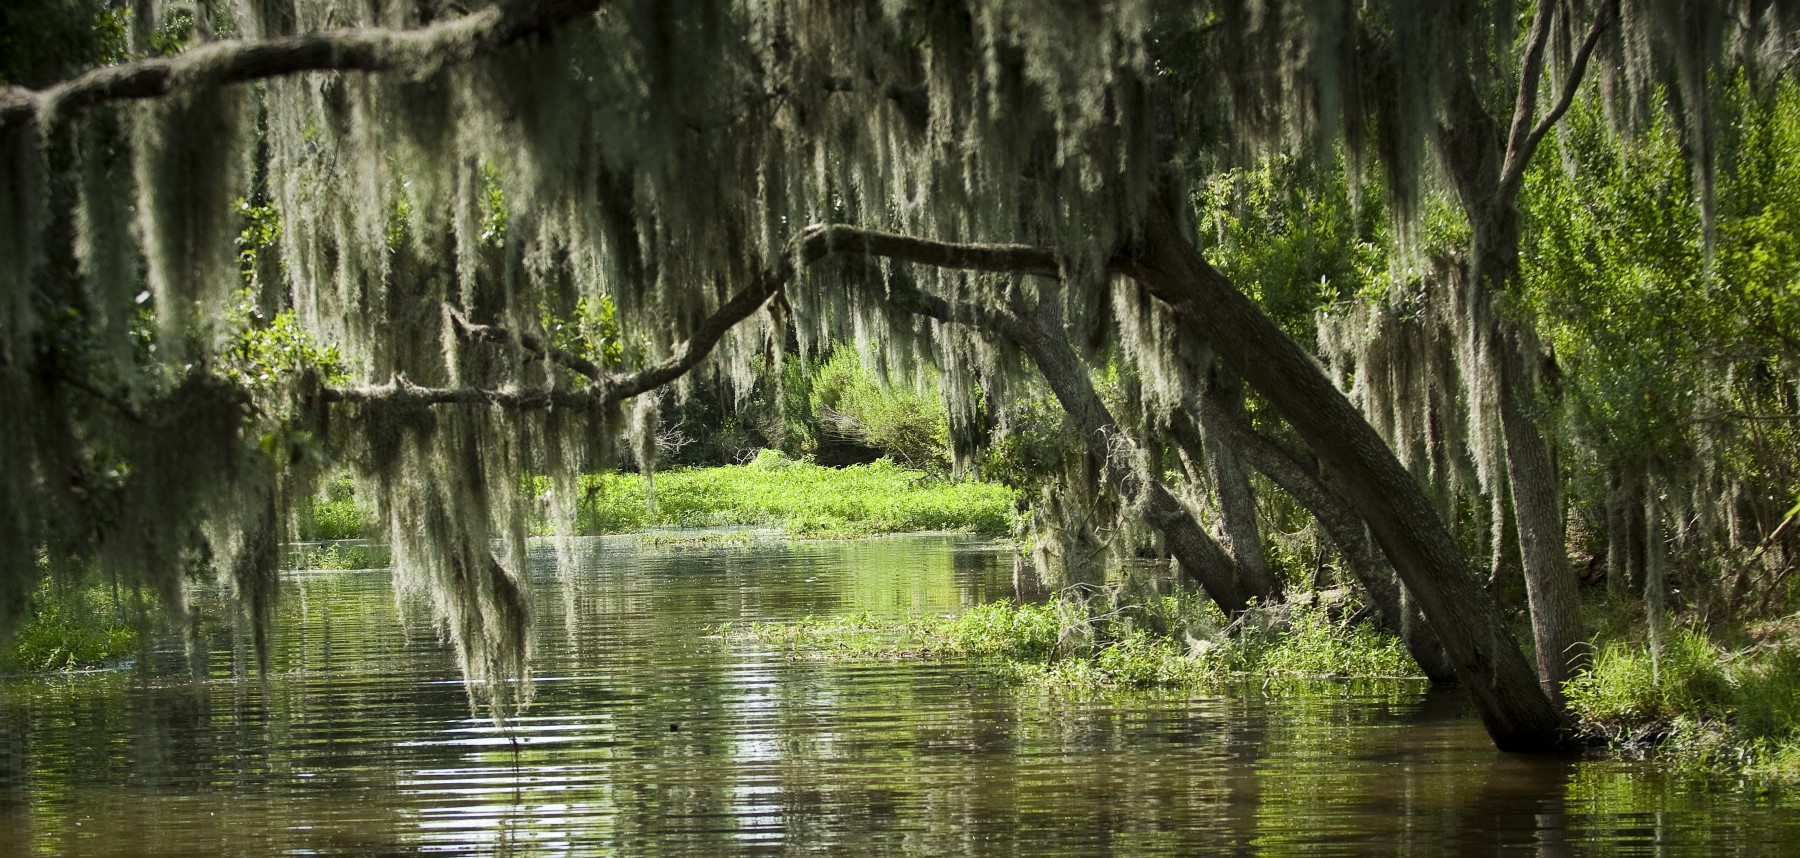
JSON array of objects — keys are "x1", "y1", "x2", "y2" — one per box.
[{"x1": 1, "y1": 534, "x2": 1794, "y2": 856}]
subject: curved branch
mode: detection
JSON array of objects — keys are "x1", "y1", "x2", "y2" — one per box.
[
  {"x1": 446, "y1": 223, "x2": 1072, "y2": 405},
  {"x1": 320, "y1": 375, "x2": 598, "y2": 409},
  {"x1": 1, "y1": 0, "x2": 605, "y2": 129},
  {"x1": 1498, "y1": 1, "x2": 1617, "y2": 206}
]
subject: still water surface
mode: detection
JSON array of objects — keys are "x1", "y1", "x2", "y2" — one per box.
[{"x1": 1, "y1": 534, "x2": 1794, "y2": 855}]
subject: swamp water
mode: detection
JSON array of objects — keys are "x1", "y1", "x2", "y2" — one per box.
[{"x1": 1, "y1": 534, "x2": 1794, "y2": 856}]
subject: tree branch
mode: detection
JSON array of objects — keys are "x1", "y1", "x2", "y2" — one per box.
[
  {"x1": 446, "y1": 305, "x2": 605, "y2": 382},
  {"x1": 1, "y1": 0, "x2": 605, "y2": 130},
  {"x1": 1500, "y1": 0, "x2": 1558, "y2": 200},
  {"x1": 1498, "y1": 1, "x2": 1616, "y2": 207},
  {"x1": 441, "y1": 223, "x2": 1071, "y2": 407},
  {"x1": 320, "y1": 374, "x2": 599, "y2": 409}
]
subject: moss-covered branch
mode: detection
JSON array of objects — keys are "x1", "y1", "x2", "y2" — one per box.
[{"x1": 0, "y1": 0, "x2": 605, "y2": 129}]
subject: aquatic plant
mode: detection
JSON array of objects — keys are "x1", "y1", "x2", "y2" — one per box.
[
  {"x1": 729, "y1": 597, "x2": 1423, "y2": 692},
  {"x1": 569, "y1": 457, "x2": 1016, "y2": 538}
]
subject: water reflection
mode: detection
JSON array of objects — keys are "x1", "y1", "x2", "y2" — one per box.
[{"x1": 1, "y1": 534, "x2": 1795, "y2": 856}]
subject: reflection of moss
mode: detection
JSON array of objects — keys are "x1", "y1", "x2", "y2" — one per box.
[{"x1": 9, "y1": 575, "x2": 138, "y2": 672}]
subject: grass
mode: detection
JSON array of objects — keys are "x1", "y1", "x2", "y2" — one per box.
[
  {"x1": 7, "y1": 575, "x2": 138, "y2": 672},
  {"x1": 304, "y1": 455, "x2": 1016, "y2": 543},
  {"x1": 722, "y1": 596, "x2": 1424, "y2": 692},
  {"x1": 1564, "y1": 623, "x2": 1800, "y2": 784},
  {"x1": 569, "y1": 452, "x2": 1016, "y2": 538}
]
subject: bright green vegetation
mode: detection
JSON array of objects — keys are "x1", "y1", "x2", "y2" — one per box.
[
  {"x1": 571, "y1": 453, "x2": 1015, "y2": 538},
  {"x1": 296, "y1": 476, "x2": 372, "y2": 541},
  {"x1": 1565, "y1": 625, "x2": 1800, "y2": 784},
  {"x1": 804, "y1": 348, "x2": 950, "y2": 470},
  {"x1": 726, "y1": 597, "x2": 1420, "y2": 692},
  {"x1": 308, "y1": 454, "x2": 1011, "y2": 546},
  {"x1": 6, "y1": 575, "x2": 137, "y2": 672}
]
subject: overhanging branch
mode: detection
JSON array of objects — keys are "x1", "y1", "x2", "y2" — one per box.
[
  {"x1": 437, "y1": 223, "x2": 1073, "y2": 407},
  {"x1": 1, "y1": 0, "x2": 605, "y2": 129}
]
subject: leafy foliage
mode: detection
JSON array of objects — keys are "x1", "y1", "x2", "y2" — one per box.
[{"x1": 809, "y1": 347, "x2": 951, "y2": 470}]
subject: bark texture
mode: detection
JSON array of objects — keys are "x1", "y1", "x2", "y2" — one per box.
[
  {"x1": 1126, "y1": 206, "x2": 1569, "y2": 751},
  {"x1": 1183, "y1": 397, "x2": 1457, "y2": 682}
]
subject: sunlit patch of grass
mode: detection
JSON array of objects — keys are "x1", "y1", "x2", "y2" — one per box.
[
  {"x1": 724, "y1": 597, "x2": 1425, "y2": 692},
  {"x1": 634, "y1": 529, "x2": 774, "y2": 549},
  {"x1": 570, "y1": 454, "x2": 1017, "y2": 537}
]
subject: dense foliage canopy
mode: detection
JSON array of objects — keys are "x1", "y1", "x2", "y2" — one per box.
[{"x1": 2, "y1": 0, "x2": 1795, "y2": 749}]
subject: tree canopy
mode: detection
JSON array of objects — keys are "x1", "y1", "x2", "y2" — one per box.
[{"x1": 3, "y1": 0, "x2": 1797, "y2": 752}]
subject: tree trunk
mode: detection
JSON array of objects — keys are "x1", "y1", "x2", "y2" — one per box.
[
  {"x1": 1495, "y1": 326, "x2": 1589, "y2": 700},
  {"x1": 1181, "y1": 400, "x2": 1458, "y2": 682},
  {"x1": 1126, "y1": 205, "x2": 1569, "y2": 751},
  {"x1": 1195, "y1": 363, "x2": 1284, "y2": 603},
  {"x1": 1010, "y1": 298, "x2": 1254, "y2": 614},
  {"x1": 1441, "y1": 67, "x2": 1591, "y2": 701}
]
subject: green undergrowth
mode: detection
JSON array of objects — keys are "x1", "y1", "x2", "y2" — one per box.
[
  {"x1": 1564, "y1": 624, "x2": 1800, "y2": 784},
  {"x1": 288, "y1": 542, "x2": 389, "y2": 570},
  {"x1": 568, "y1": 453, "x2": 1016, "y2": 538},
  {"x1": 722, "y1": 597, "x2": 1422, "y2": 692},
  {"x1": 633, "y1": 530, "x2": 776, "y2": 549},
  {"x1": 297, "y1": 475, "x2": 373, "y2": 541},
  {"x1": 7, "y1": 575, "x2": 139, "y2": 672},
  {"x1": 302, "y1": 454, "x2": 1013, "y2": 551}
]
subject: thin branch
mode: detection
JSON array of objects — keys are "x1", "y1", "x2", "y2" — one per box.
[
  {"x1": 810, "y1": 224, "x2": 1070, "y2": 279},
  {"x1": 1498, "y1": 1, "x2": 1617, "y2": 206},
  {"x1": 1, "y1": 0, "x2": 604, "y2": 130},
  {"x1": 1501, "y1": 0, "x2": 1559, "y2": 202},
  {"x1": 58, "y1": 371, "x2": 146, "y2": 423}
]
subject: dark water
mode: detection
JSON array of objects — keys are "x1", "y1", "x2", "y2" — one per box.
[{"x1": 1, "y1": 534, "x2": 1794, "y2": 856}]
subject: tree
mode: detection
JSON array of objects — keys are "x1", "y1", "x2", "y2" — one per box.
[{"x1": 3, "y1": 0, "x2": 1792, "y2": 750}]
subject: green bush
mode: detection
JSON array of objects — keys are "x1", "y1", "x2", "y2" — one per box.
[
  {"x1": 8, "y1": 576, "x2": 137, "y2": 672},
  {"x1": 298, "y1": 475, "x2": 373, "y2": 540},
  {"x1": 1565, "y1": 625, "x2": 1800, "y2": 782},
  {"x1": 810, "y1": 347, "x2": 950, "y2": 469}
]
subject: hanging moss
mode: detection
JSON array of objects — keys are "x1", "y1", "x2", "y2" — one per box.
[{"x1": 7, "y1": 0, "x2": 1797, "y2": 718}]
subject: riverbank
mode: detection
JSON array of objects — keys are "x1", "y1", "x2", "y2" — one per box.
[
  {"x1": 1565, "y1": 620, "x2": 1800, "y2": 785},
  {"x1": 724, "y1": 596, "x2": 1422, "y2": 692},
  {"x1": 569, "y1": 452, "x2": 1015, "y2": 538}
]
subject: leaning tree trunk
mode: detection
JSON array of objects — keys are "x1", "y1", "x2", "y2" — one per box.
[
  {"x1": 1127, "y1": 202, "x2": 1569, "y2": 751},
  {"x1": 1007, "y1": 298, "x2": 1254, "y2": 614},
  {"x1": 1194, "y1": 362, "x2": 1284, "y2": 603},
  {"x1": 1177, "y1": 400, "x2": 1458, "y2": 682}
]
